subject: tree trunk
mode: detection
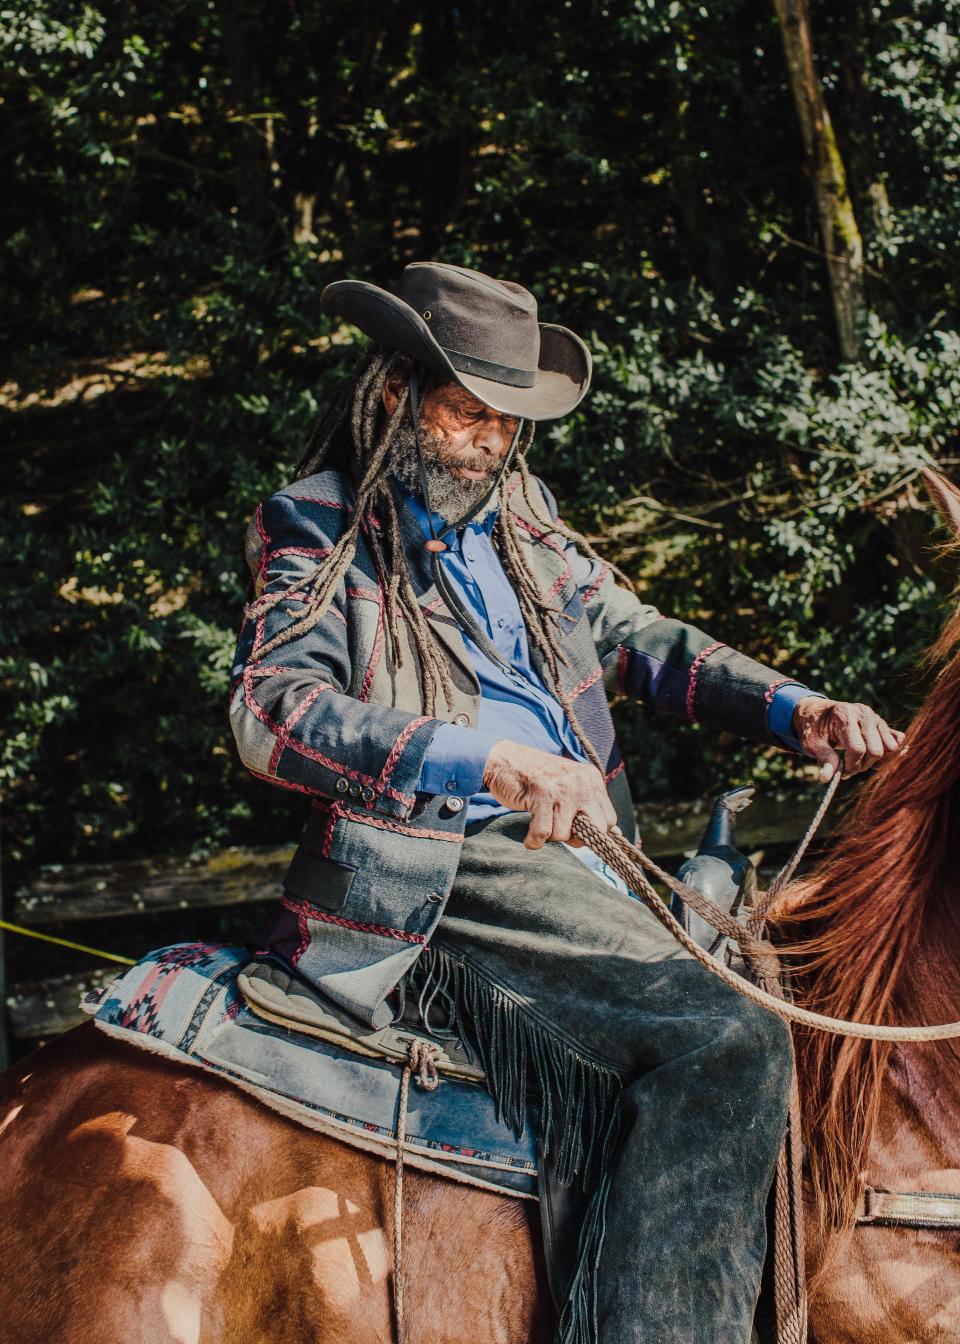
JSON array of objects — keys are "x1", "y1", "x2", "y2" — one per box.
[
  {"x1": 837, "y1": 2, "x2": 892, "y2": 280},
  {"x1": 772, "y1": 0, "x2": 866, "y2": 361}
]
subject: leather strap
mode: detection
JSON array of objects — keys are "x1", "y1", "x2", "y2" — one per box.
[{"x1": 857, "y1": 1187, "x2": 960, "y2": 1229}]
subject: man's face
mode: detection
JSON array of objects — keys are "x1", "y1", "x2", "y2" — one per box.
[
  {"x1": 416, "y1": 381, "x2": 520, "y2": 481},
  {"x1": 384, "y1": 371, "x2": 521, "y2": 520}
]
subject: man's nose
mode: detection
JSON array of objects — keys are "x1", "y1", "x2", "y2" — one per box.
[{"x1": 473, "y1": 417, "x2": 512, "y2": 457}]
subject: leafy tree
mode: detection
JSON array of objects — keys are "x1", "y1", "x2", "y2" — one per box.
[{"x1": 2, "y1": 0, "x2": 958, "y2": 876}]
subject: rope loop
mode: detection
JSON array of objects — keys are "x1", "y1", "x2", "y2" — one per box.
[{"x1": 407, "y1": 1037, "x2": 441, "y2": 1091}]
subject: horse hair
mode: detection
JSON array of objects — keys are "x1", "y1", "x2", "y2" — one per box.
[{"x1": 773, "y1": 598, "x2": 960, "y2": 1266}]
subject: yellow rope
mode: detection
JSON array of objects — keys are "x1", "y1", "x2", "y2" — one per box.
[{"x1": 0, "y1": 919, "x2": 135, "y2": 967}]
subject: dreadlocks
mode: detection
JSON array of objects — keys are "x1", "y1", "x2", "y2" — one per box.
[{"x1": 247, "y1": 345, "x2": 631, "y2": 770}]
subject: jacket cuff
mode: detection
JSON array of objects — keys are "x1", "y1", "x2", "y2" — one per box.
[
  {"x1": 417, "y1": 723, "x2": 503, "y2": 796},
  {"x1": 767, "y1": 683, "x2": 826, "y2": 753}
]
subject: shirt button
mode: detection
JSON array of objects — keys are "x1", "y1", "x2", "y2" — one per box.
[
  {"x1": 466, "y1": 553, "x2": 476, "y2": 562},
  {"x1": 496, "y1": 617, "x2": 505, "y2": 628},
  {"x1": 445, "y1": 778, "x2": 458, "y2": 792},
  {"x1": 453, "y1": 713, "x2": 470, "y2": 726}
]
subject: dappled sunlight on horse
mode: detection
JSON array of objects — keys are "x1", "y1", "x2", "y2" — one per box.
[{"x1": 0, "y1": 1026, "x2": 550, "y2": 1344}]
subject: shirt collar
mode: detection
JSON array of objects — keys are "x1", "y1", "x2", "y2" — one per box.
[{"x1": 392, "y1": 478, "x2": 499, "y2": 549}]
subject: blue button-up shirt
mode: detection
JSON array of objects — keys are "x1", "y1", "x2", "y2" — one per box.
[{"x1": 405, "y1": 487, "x2": 813, "y2": 823}]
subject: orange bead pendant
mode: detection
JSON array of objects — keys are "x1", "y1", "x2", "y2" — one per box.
[{"x1": 425, "y1": 539, "x2": 448, "y2": 553}]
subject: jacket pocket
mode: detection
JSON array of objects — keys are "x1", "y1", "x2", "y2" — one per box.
[{"x1": 283, "y1": 845, "x2": 357, "y2": 912}]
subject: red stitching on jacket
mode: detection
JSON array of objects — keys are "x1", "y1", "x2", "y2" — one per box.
[
  {"x1": 268, "y1": 682, "x2": 335, "y2": 775},
  {"x1": 265, "y1": 545, "x2": 332, "y2": 565},
  {"x1": 242, "y1": 667, "x2": 415, "y2": 806},
  {"x1": 617, "y1": 645, "x2": 629, "y2": 693},
  {"x1": 330, "y1": 802, "x2": 462, "y2": 844},
  {"x1": 376, "y1": 715, "x2": 431, "y2": 792},
  {"x1": 571, "y1": 666, "x2": 603, "y2": 699},
  {"x1": 247, "y1": 662, "x2": 296, "y2": 678},
  {"x1": 277, "y1": 497, "x2": 377, "y2": 531},
  {"x1": 580, "y1": 564, "x2": 609, "y2": 604},
  {"x1": 346, "y1": 584, "x2": 383, "y2": 604},
  {"x1": 313, "y1": 802, "x2": 337, "y2": 857},
  {"x1": 764, "y1": 677, "x2": 791, "y2": 704},
  {"x1": 245, "y1": 767, "x2": 323, "y2": 798},
  {"x1": 256, "y1": 503, "x2": 269, "y2": 582},
  {"x1": 686, "y1": 641, "x2": 725, "y2": 722},
  {"x1": 243, "y1": 668, "x2": 364, "y2": 781},
  {"x1": 249, "y1": 590, "x2": 348, "y2": 628},
  {"x1": 544, "y1": 570, "x2": 574, "y2": 601},
  {"x1": 359, "y1": 601, "x2": 384, "y2": 703},
  {"x1": 280, "y1": 893, "x2": 428, "y2": 945},
  {"x1": 513, "y1": 514, "x2": 567, "y2": 561},
  {"x1": 605, "y1": 760, "x2": 626, "y2": 784}
]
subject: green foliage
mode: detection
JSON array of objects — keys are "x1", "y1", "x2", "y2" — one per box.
[{"x1": 3, "y1": 0, "x2": 959, "y2": 871}]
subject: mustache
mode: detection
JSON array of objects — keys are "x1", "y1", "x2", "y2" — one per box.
[{"x1": 420, "y1": 443, "x2": 499, "y2": 476}]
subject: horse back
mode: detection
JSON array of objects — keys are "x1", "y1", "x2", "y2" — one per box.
[{"x1": 0, "y1": 1024, "x2": 552, "y2": 1344}]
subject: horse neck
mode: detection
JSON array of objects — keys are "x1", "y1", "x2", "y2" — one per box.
[
  {"x1": 784, "y1": 641, "x2": 960, "y2": 1244},
  {"x1": 892, "y1": 849, "x2": 960, "y2": 1099}
]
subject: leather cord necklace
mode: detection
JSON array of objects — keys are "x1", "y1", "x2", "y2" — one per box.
[{"x1": 408, "y1": 370, "x2": 526, "y2": 679}]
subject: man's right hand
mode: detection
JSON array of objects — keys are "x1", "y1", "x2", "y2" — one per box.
[{"x1": 482, "y1": 741, "x2": 619, "y2": 850}]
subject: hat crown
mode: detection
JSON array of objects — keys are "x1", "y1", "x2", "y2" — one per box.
[{"x1": 395, "y1": 262, "x2": 541, "y2": 380}]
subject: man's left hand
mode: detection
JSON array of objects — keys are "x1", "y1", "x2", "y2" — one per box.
[{"x1": 792, "y1": 696, "x2": 905, "y2": 782}]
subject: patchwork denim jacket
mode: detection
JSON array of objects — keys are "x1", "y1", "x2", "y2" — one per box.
[{"x1": 230, "y1": 469, "x2": 793, "y2": 1026}]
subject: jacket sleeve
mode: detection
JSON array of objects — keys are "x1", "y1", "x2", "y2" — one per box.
[
  {"x1": 229, "y1": 490, "x2": 441, "y2": 821},
  {"x1": 535, "y1": 479, "x2": 797, "y2": 745}
]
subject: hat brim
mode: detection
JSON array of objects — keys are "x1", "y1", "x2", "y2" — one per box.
[{"x1": 321, "y1": 280, "x2": 591, "y2": 422}]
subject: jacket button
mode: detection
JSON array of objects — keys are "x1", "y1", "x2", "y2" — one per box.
[
  {"x1": 335, "y1": 778, "x2": 349, "y2": 793},
  {"x1": 349, "y1": 781, "x2": 362, "y2": 797},
  {"x1": 425, "y1": 890, "x2": 443, "y2": 904},
  {"x1": 453, "y1": 713, "x2": 470, "y2": 726},
  {"x1": 361, "y1": 786, "x2": 375, "y2": 802},
  {"x1": 444, "y1": 796, "x2": 464, "y2": 814}
]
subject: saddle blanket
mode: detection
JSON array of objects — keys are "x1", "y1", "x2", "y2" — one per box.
[{"x1": 82, "y1": 942, "x2": 538, "y2": 1199}]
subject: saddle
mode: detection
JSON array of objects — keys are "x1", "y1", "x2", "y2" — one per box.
[
  {"x1": 83, "y1": 942, "x2": 539, "y2": 1200},
  {"x1": 238, "y1": 959, "x2": 486, "y2": 1083}
]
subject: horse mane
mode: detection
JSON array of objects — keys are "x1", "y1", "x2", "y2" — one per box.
[{"x1": 773, "y1": 601, "x2": 960, "y2": 1256}]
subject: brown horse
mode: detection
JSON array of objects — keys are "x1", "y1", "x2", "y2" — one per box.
[
  {"x1": 774, "y1": 468, "x2": 960, "y2": 1342},
  {"x1": 4, "y1": 470, "x2": 960, "y2": 1344},
  {"x1": 0, "y1": 1023, "x2": 551, "y2": 1343}
]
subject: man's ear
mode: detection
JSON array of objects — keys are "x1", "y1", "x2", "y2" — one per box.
[
  {"x1": 382, "y1": 367, "x2": 406, "y2": 417},
  {"x1": 921, "y1": 466, "x2": 960, "y2": 541}
]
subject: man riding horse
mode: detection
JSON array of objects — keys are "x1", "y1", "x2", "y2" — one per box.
[{"x1": 230, "y1": 262, "x2": 902, "y2": 1344}]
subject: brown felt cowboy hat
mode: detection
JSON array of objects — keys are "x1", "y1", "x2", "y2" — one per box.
[{"x1": 321, "y1": 261, "x2": 592, "y2": 422}]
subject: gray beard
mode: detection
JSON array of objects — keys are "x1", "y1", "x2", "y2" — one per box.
[{"x1": 389, "y1": 420, "x2": 502, "y2": 525}]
